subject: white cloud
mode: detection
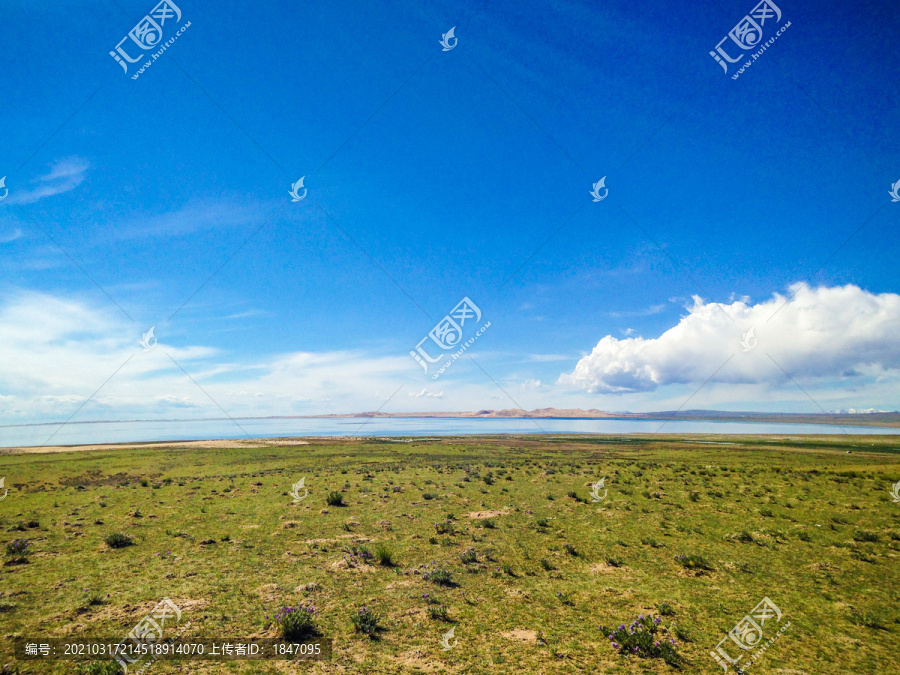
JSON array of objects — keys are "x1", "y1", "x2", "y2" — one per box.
[
  {"x1": 7, "y1": 157, "x2": 89, "y2": 204},
  {"x1": 0, "y1": 228, "x2": 23, "y2": 244},
  {"x1": 411, "y1": 388, "x2": 444, "y2": 399},
  {"x1": 561, "y1": 284, "x2": 900, "y2": 394}
]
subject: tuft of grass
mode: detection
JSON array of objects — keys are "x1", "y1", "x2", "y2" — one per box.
[
  {"x1": 656, "y1": 602, "x2": 675, "y2": 616},
  {"x1": 460, "y1": 547, "x2": 477, "y2": 564},
  {"x1": 374, "y1": 543, "x2": 395, "y2": 567},
  {"x1": 351, "y1": 606, "x2": 383, "y2": 638},
  {"x1": 81, "y1": 589, "x2": 108, "y2": 609},
  {"x1": 326, "y1": 491, "x2": 345, "y2": 506},
  {"x1": 104, "y1": 533, "x2": 134, "y2": 549},
  {"x1": 5, "y1": 539, "x2": 31, "y2": 558},
  {"x1": 423, "y1": 569, "x2": 454, "y2": 586},
  {"x1": 273, "y1": 604, "x2": 318, "y2": 640},
  {"x1": 673, "y1": 623, "x2": 694, "y2": 643},
  {"x1": 850, "y1": 609, "x2": 889, "y2": 630},
  {"x1": 434, "y1": 520, "x2": 455, "y2": 535},
  {"x1": 674, "y1": 554, "x2": 714, "y2": 571},
  {"x1": 428, "y1": 604, "x2": 451, "y2": 621},
  {"x1": 563, "y1": 543, "x2": 578, "y2": 556},
  {"x1": 853, "y1": 530, "x2": 879, "y2": 543}
]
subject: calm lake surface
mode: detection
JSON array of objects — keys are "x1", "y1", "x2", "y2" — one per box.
[{"x1": 1, "y1": 417, "x2": 896, "y2": 447}]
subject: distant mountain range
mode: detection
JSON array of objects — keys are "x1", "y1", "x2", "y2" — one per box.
[{"x1": 324, "y1": 408, "x2": 900, "y2": 427}]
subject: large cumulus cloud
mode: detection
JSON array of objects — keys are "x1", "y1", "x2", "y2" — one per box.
[{"x1": 560, "y1": 284, "x2": 900, "y2": 394}]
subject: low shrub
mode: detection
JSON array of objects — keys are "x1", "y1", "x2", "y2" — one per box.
[{"x1": 602, "y1": 615, "x2": 680, "y2": 666}]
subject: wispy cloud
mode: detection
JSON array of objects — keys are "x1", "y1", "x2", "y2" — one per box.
[
  {"x1": 0, "y1": 228, "x2": 24, "y2": 244},
  {"x1": 6, "y1": 157, "x2": 89, "y2": 205},
  {"x1": 112, "y1": 198, "x2": 274, "y2": 240},
  {"x1": 609, "y1": 303, "x2": 667, "y2": 318}
]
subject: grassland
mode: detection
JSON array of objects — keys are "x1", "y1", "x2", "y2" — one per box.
[{"x1": 1, "y1": 434, "x2": 899, "y2": 673}]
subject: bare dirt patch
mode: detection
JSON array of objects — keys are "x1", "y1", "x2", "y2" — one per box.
[
  {"x1": 502, "y1": 628, "x2": 538, "y2": 643},
  {"x1": 328, "y1": 559, "x2": 376, "y2": 573},
  {"x1": 467, "y1": 509, "x2": 508, "y2": 519}
]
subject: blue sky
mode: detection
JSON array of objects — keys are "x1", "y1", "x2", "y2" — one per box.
[{"x1": 1, "y1": 0, "x2": 899, "y2": 425}]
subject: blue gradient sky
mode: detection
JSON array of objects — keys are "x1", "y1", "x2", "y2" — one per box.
[{"x1": 0, "y1": 0, "x2": 898, "y2": 424}]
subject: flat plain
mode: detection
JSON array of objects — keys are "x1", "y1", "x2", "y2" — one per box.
[{"x1": 1, "y1": 434, "x2": 898, "y2": 673}]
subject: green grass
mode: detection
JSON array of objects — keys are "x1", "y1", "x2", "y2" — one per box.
[{"x1": 0, "y1": 434, "x2": 898, "y2": 673}]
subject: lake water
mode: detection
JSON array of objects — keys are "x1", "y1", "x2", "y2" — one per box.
[{"x1": 1, "y1": 416, "x2": 896, "y2": 448}]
